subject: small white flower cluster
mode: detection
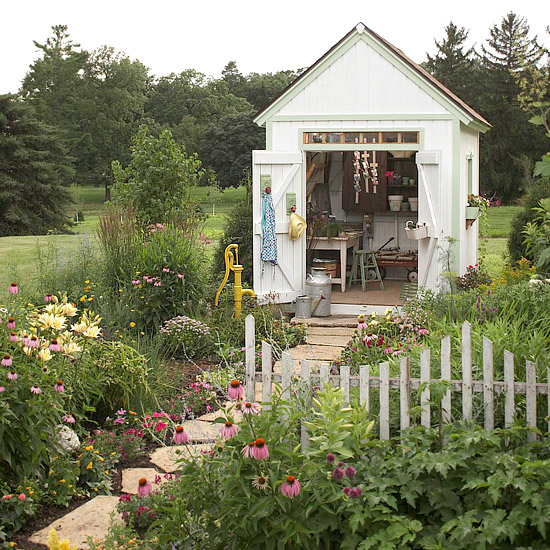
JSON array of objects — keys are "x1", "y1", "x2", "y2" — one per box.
[{"x1": 159, "y1": 315, "x2": 211, "y2": 336}]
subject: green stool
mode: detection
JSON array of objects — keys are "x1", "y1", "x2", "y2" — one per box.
[{"x1": 348, "y1": 250, "x2": 385, "y2": 292}]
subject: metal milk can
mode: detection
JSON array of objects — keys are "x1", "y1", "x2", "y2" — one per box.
[
  {"x1": 305, "y1": 267, "x2": 332, "y2": 317},
  {"x1": 295, "y1": 295, "x2": 312, "y2": 319}
]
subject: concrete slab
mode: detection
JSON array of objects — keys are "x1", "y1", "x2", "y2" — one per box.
[
  {"x1": 149, "y1": 444, "x2": 212, "y2": 472},
  {"x1": 121, "y1": 467, "x2": 170, "y2": 494},
  {"x1": 29, "y1": 496, "x2": 121, "y2": 550}
]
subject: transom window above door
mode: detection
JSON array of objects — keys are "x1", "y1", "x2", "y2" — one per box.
[{"x1": 304, "y1": 131, "x2": 419, "y2": 145}]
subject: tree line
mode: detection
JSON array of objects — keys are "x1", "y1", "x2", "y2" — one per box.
[{"x1": 1, "y1": 14, "x2": 549, "y2": 235}]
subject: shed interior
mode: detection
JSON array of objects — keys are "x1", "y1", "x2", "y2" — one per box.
[{"x1": 305, "y1": 144, "x2": 420, "y2": 305}]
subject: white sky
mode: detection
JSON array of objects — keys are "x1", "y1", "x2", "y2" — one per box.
[{"x1": 2, "y1": 0, "x2": 549, "y2": 94}]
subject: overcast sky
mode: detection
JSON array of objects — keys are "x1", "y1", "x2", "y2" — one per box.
[{"x1": 2, "y1": 0, "x2": 548, "y2": 94}]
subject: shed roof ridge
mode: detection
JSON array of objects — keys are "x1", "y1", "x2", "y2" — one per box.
[{"x1": 253, "y1": 22, "x2": 491, "y2": 129}]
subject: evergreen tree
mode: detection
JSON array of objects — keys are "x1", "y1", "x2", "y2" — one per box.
[
  {"x1": 425, "y1": 22, "x2": 477, "y2": 105},
  {"x1": 0, "y1": 94, "x2": 74, "y2": 236},
  {"x1": 478, "y1": 13, "x2": 547, "y2": 201}
]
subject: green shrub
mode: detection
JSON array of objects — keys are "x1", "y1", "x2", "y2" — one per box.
[
  {"x1": 508, "y1": 176, "x2": 550, "y2": 263},
  {"x1": 159, "y1": 315, "x2": 214, "y2": 360},
  {"x1": 214, "y1": 184, "x2": 253, "y2": 285}
]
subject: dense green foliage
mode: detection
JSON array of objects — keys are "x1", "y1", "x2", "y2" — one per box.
[
  {"x1": 523, "y1": 198, "x2": 550, "y2": 272},
  {"x1": 0, "y1": 94, "x2": 74, "y2": 236}
]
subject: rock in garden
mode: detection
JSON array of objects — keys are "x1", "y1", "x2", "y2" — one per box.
[{"x1": 55, "y1": 425, "x2": 80, "y2": 455}]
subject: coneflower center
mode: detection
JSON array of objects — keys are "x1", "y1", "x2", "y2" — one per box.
[
  {"x1": 230, "y1": 380, "x2": 241, "y2": 388},
  {"x1": 247, "y1": 441, "x2": 255, "y2": 447},
  {"x1": 258, "y1": 476, "x2": 266, "y2": 484},
  {"x1": 3, "y1": 354, "x2": 9, "y2": 359},
  {"x1": 175, "y1": 426, "x2": 184, "y2": 433},
  {"x1": 286, "y1": 475, "x2": 295, "y2": 484},
  {"x1": 255, "y1": 438, "x2": 265, "y2": 447},
  {"x1": 138, "y1": 478, "x2": 147, "y2": 486},
  {"x1": 225, "y1": 421, "x2": 233, "y2": 427},
  {"x1": 245, "y1": 402, "x2": 252, "y2": 408},
  {"x1": 57, "y1": 380, "x2": 63, "y2": 385}
]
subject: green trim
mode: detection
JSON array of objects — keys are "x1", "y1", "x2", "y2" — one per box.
[
  {"x1": 270, "y1": 113, "x2": 454, "y2": 122},
  {"x1": 451, "y1": 119, "x2": 461, "y2": 271},
  {"x1": 467, "y1": 119, "x2": 491, "y2": 134},
  {"x1": 255, "y1": 30, "x2": 478, "y2": 128},
  {"x1": 266, "y1": 121, "x2": 273, "y2": 149}
]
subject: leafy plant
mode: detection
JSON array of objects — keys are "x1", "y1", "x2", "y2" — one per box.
[{"x1": 523, "y1": 198, "x2": 550, "y2": 272}]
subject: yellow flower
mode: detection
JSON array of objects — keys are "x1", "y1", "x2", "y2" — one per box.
[
  {"x1": 38, "y1": 348, "x2": 52, "y2": 362},
  {"x1": 86, "y1": 462, "x2": 93, "y2": 470},
  {"x1": 129, "y1": 411, "x2": 137, "y2": 415},
  {"x1": 119, "y1": 289, "x2": 123, "y2": 293},
  {"x1": 110, "y1": 452, "x2": 117, "y2": 455},
  {"x1": 129, "y1": 322, "x2": 136, "y2": 328},
  {"x1": 79, "y1": 296, "x2": 87, "y2": 302},
  {"x1": 98, "y1": 457, "x2": 104, "y2": 462},
  {"x1": 9, "y1": 542, "x2": 15, "y2": 547},
  {"x1": 60, "y1": 479, "x2": 66, "y2": 483},
  {"x1": 61, "y1": 303, "x2": 78, "y2": 317},
  {"x1": 140, "y1": 332, "x2": 145, "y2": 335},
  {"x1": 68, "y1": 485, "x2": 73, "y2": 488},
  {"x1": 85, "y1": 280, "x2": 90, "y2": 284},
  {"x1": 29, "y1": 491, "x2": 34, "y2": 495},
  {"x1": 83, "y1": 326, "x2": 101, "y2": 338},
  {"x1": 87, "y1": 297, "x2": 93, "y2": 302},
  {"x1": 85, "y1": 445, "x2": 93, "y2": 451},
  {"x1": 105, "y1": 470, "x2": 109, "y2": 475}
]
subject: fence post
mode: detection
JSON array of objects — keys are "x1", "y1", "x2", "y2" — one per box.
[
  {"x1": 281, "y1": 352, "x2": 293, "y2": 402},
  {"x1": 320, "y1": 363, "x2": 330, "y2": 387},
  {"x1": 503, "y1": 350, "x2": 515, "y2": 428},
  {"x1": 340, "y1": 365, "x2": 350, "y2": 404},
  {"x1": 526, "y1": 361, "x2": 537, "y2": 441},
  {"x1": 360, "y1": 365, "x2": 369, "y2": 413},
  {"x1": 379, "y1": 362, "x2": 390, "y2": 440},
  {"x1": 400, "y1": 356, "x2": 410, "y2": 431},
  {"x1": 245, "y1": 315, "x2": 256, "y2": 402},
  {"x1": 261, "y1": 341, "x2": 272, "y2": 409},
  {"x1": 483, "y1": 337, "x2": 494, "y2": 430},
  {"x1": 462, "y1": 321, "x2": 472, "y2": 420},
  {"x1": 420, "y1": 348, "x2": 431, "y2": 428},
  {"x1": 441, "y1": 335, "x2": 452, "y2": 424}
]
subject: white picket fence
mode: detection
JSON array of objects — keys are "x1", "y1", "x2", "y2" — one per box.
[{"x1": 243, "y1": 315, "x2": 550, "y2": 441}]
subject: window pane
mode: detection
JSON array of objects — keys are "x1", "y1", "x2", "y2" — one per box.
[
  {"x1": 382, "y1": 132, "x2": 398, "y2": 143},
  {"x1": 400, "y1": 132, "x2": 419, "y2": 143},
  {"x1": 325, "y1": 133, "x2": 342, "y2": 144},
  {"x1": 363, "y1": 132, "x2": 379, "y2": 144},
  {"x1": 306, "y1": 133, "x2": 323, "y2": 144},
  {"x1": 344, "y1": 132, "x2": 360, "y2": 143}
]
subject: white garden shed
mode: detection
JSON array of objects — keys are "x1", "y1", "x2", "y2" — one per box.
[{"x1": 252, "y1": 23, "x2": 490, "y2": 313}]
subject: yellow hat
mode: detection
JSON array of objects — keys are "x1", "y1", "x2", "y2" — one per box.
[{"x1": 289, "y1": 212, "x2": 306, "y2": 241}]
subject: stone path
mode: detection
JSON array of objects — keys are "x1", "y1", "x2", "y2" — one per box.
[{"x1": 28, "y1": 321, "x2": 356, "y2": 549}]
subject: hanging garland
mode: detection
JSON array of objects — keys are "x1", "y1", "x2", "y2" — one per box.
[{"x1": 353, "y1": 150, "x2": 379, "y2": 202}]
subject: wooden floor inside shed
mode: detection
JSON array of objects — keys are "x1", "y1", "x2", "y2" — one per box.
[{"x1": 332, "y1": 280, "x2": 405, "y2": 306}]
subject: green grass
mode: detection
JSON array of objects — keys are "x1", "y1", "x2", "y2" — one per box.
[{"x1": 486, "y1": 206, "x2": 521, "y2": 238}]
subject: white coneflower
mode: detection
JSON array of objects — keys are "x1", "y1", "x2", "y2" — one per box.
[{"x1": 251, "y1": 474, "x2": 269, "y2": 490}]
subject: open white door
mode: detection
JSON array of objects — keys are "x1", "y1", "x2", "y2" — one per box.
[
  {"x1": 416, "y1": 151, "x2": 441, "y2": 290},
  {"x1": 252, "y1": 150, "x2": 305, "y2": 303}
]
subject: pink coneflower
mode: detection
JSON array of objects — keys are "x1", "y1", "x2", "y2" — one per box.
[
  {"x1": 281, "y1": 476, "x2": 301, "y2": 499},
  {"x1": 22, "y1": 335, "x2": 30, "y2": 346},
  {"x1": 418, "y1": 328, "x2": 429, "y2": 335},
  {"x1": 7, "y1": 318, "x2": 15, "y2": 330},
  {"x1": 177, "y1": 273, "x2": 184, "y2": 279},
  {"x1": 344, "y1": 466, "x2": 356, "y2": 479},
  {"x1": 173, "y1": 425, "x2": 188, "y2": 445},
  {"x1": 30, "y1": 385, "x2": 42, "y2": 394},
  {"x1": 154, "y1": 281, "x2": 162, "y2": 287},
  {"x1": 228, "y1": 380, "x2": 244, "y2": 400},
  {"x1": 9, "y1": 332, "x2": 18, "y2": 342},
  {"x1": 49, "y1": 339, "x2": 61, "y2": 352},
  {"x1": 131, "y1": 279, "x2": 140, "y2": 286},
  {"x1": 8, "y1": 283, "x2": 18, "y2": 295},
  {"x1": 54, "y1": 380, "x2": 64, "y2": 393},
  {"x1": 357, "y1": 315, "x2": 368, "y2": 330},
  {"x1": 333, "y1": 468, "x2": 344, "y2": 480},
  {"x1": 44, "y1": 293, "x2": 53, "y2": 302},
  {"x1": 242, "y1": 441, "x2": 255, "y2": 458},
  {"x1": 221, "y1": 421, "x2": 239, "y2": 439},
  {"x1": 251, "y1": 437, "x2": 269, "y2": 460},
  {"x1": 0, "y1": 386, "x2": 5, "y2": 392},
  {"x1": 29, "y1": 336, "x2": 39, "y2": 348},
  {"x1": 163, "y1": 266, "x2": 170, "y2": 273},
  {"x1": 7, "y1": 371, "x2": 17, "y2": 380},
  {"x1": 242, "y1": 402, "x2": 261, "y2": 415},
  {"x1": 137, "y1": 477, "x2": 152, "y2": 498},
  {"x1": 1, "y1": 354, "x2": 12, "y2": 367},
  {"x1": 63, "y1": 414, "x2": 75, "y2": 423}
]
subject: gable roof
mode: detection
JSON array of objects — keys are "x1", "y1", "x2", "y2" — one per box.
[{"x1": 254, "y1": 23, "x2": 491, "y2": 131}]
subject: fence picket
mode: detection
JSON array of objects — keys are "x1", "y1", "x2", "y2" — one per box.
[
  {"x1": 462, "y1": 321, "x2": 472, "y2": 420},
  {"x1": 483, "y1": 337, "x2": 494, "y2": 430},
  {"x1": 441, "y1": 336, "x2": 452, "y2": 424},
  {"x1": 301, "y1": 359, "x2": 311, "y2": 388},
  {"x1": 281, "y1": 352, "x2": 292, "y2": 402},
  {"x1": 320, "y1": 363, "x2": 330, "y2": 387},
  {"x1": 245, "y1": 315, "x2": 256, "y2": 402},
  {"x1": 379, "y1": 362, "x2": 390, "y2": 440},
  {"x1": 400, "y1": 356, "x2": 410, "y2": 431},
  {"x1": 261, "y1": 341, "x2": 272, "y2": 408},
  {"x1": 420, "y1": 348, "x2": 431, "y2": 428},
  {"x1": 504, "y1": 350, "x2": 514, "y2": 428},
  {"x1": 359, "y1": 365, "x2": 369, "y2": 412},
  {"x1": 526, "y1": 361, "x2": 537, "y2": 441},
  {"x1": 340, "y1": 365, "x2": 350, "y2": 403}
]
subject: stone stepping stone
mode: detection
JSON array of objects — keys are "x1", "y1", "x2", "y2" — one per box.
[
  {"x1": 29, "y1": 496, "x2": 121, "y2": 550},
  {"x1": 121, "y1": 467, "x2": 169, "y2": 494},
  {"x1": 180, "y1": 419, "x2": 221, "y2": 443},
  {"x1": 291, "y1": 316, "x2": 358, "y2": 328},
  {"x1": 307, "y1": 326, "x2": 357, "y2": 337},
  {"x1": 286, "y1": 344, "x2": 343, "y2": 362},
  {"x1": 149, "y1": 444, "x2": 212, "y2": 472},
  {"x1": 306, "y1": 334, "x2": 353, "y2": 347}
]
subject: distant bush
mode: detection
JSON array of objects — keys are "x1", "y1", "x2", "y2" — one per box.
[{"x1": 508, "y1": 176, "x2": 550, "y2": 263}]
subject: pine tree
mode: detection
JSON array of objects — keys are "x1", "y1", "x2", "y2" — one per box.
[
  {"x1": 425, "y1": 22, "x2": 477, "y2": 105},
  {"x1": 479, "y1": 12, "x2": 547, "y2": 201},
  {"x1": 0, "y1": 94, "x2": 74, "y2": 236}
]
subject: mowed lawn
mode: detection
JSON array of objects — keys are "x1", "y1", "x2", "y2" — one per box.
[{"x1": 0, "y1": 185, "x2": 520, "y2": 291}]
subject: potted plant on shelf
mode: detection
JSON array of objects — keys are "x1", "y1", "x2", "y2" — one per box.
[{"x1": 466, "y1": 194, "x2": 489, "y2": 229}]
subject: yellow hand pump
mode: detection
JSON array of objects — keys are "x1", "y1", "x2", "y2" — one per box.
[{"x1": 215, "y1": 244, "x2": 255, "y2": 317}]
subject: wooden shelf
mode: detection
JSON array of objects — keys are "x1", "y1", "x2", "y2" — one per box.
[{"x1": 387, "y1": 185, "x2": 418, "y2": 189}]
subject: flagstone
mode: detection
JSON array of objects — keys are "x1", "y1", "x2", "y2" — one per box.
[{"x1": 149, "y1": 444, "x2": 213, "y2": 472}]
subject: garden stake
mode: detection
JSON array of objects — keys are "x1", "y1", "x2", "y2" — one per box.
[{"x1": 215, "y1": 244, "x2": 255, "y2": 317}]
